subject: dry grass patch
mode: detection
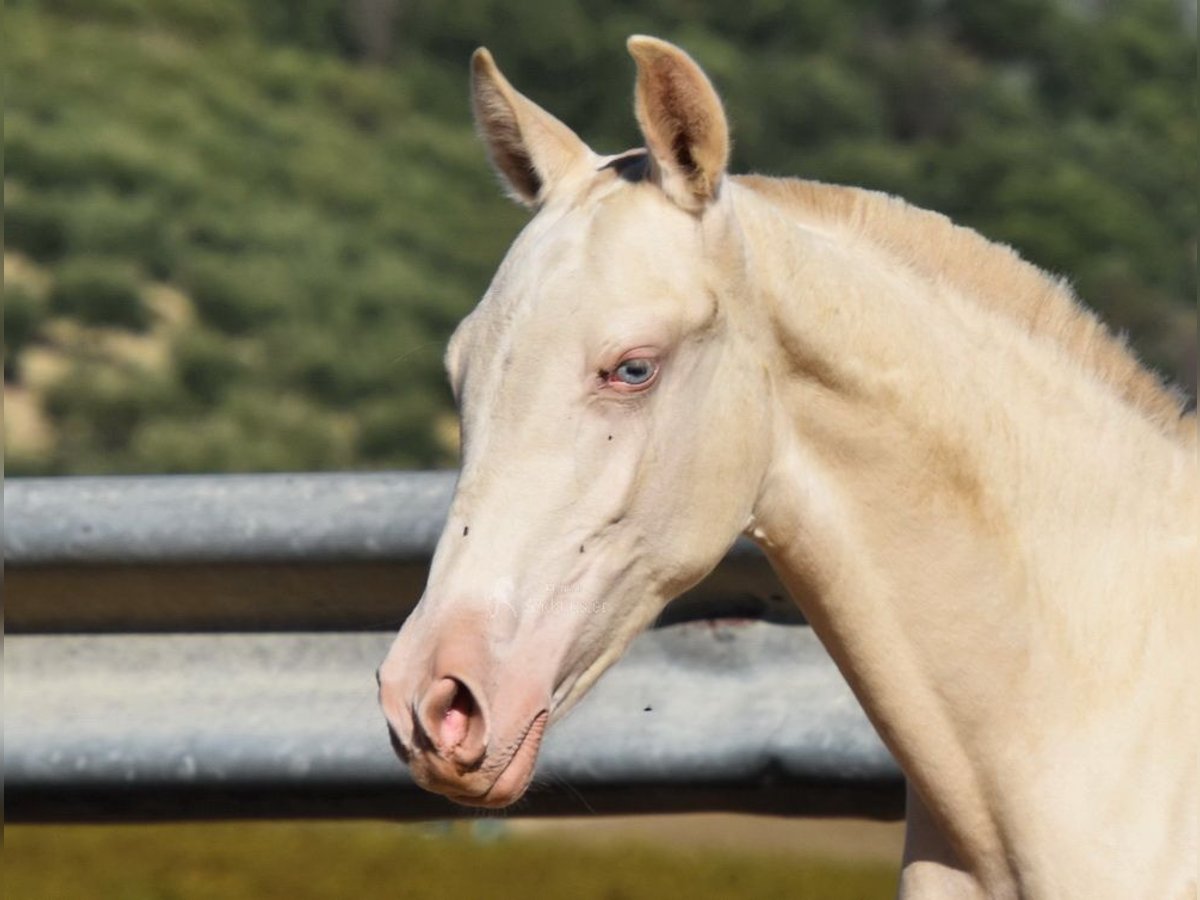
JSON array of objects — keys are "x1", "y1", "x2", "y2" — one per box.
[{"x1": 6, "y1": 820, "x2": 899, "y2": 900}]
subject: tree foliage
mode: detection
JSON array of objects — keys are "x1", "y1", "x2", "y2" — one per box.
[{"x1": 5, "y1": 0, "x2": 1195, "y2": 475}]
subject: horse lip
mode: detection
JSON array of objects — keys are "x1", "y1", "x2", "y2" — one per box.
[{"x1": 443, "y1": 708, "x2": 549, "y2": 808}]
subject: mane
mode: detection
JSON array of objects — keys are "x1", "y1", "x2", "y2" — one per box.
[{"x1": 736, "y1": 175, "x2": 1194, "y2": 443}]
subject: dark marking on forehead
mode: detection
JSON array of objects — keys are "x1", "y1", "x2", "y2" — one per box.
[{"x1": 600, "y1": 150, "x2": 650, "y2": 183}]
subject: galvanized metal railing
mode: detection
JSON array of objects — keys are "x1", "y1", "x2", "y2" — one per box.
[{"x1": 4, "y1": 472, "x2": 903, "y2": 822}]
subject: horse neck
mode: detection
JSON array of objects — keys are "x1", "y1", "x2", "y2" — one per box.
[
  {"x1": 730, "y1": 176, "x2": 1194, "y2": 643},
  {"x1": 728, "y1": 179, "x2": 1198, "y2": 881}
]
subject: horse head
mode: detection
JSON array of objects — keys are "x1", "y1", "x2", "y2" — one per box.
[{"x1": 377, "y1": 37, "x2": 772, "y2": 807}]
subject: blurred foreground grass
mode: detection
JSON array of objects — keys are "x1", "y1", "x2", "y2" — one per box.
[{"x1": 6, "y1": 820, "x2": 899, "y2": 899}]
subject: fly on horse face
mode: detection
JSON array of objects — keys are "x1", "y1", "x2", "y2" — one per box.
[{"x1": 378, "y1": 36, "x2": 1198, "y2": 899}]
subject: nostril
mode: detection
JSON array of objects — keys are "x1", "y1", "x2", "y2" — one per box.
[
  {"x1": 418, "y1": 676, "x2": 487, "y2": 766},
  {"x1": 437, "y1": 682, "x2": 469, "y2": 750}
]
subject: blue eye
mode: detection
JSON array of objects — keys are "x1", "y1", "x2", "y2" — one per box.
[{"x1": 613, "y1": 358, "x2": 657, "y2": 386}]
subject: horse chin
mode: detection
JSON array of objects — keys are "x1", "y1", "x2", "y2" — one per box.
[{"x1": 417, "y1": 710, "x2": 549, "y2": 810}]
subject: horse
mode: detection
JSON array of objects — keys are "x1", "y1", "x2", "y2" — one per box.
[{"x1": 378, "y1": 36, "x2": 1198, "y2": 898}]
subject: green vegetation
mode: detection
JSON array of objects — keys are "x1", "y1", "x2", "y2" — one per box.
[
  {"x1": 4, "y1": 0, "x2": 1195, "y2": 475},
  {"x1": 4, "y1": 283, "x2": 48, "y2": 378},
  {"x1": 48, "y1": 256, "x2": 151, "y2": 330},
  {"x1": 5, "y1": 0, "x2": 523, "y2": 472},
  {"x1": 5, "y1": 822, "x2": 899, "y2": 900}
]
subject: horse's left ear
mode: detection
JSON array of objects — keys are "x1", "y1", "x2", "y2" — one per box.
[{"x1": 628, "y1": 36, "x2": 730, "y2": 213}]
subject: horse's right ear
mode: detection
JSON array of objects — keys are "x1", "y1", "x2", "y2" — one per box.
[{"x1": 471, "y1": 48, "x2": 592, "y2": 208}]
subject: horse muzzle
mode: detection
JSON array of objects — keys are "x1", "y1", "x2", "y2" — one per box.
[{"x1": 378, "y1": 624, "x2": 554, "y2": 808}]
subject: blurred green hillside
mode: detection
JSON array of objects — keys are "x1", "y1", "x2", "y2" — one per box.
[{"x1": 5, "y1": 0, "x2": 1196, "y2": 475}]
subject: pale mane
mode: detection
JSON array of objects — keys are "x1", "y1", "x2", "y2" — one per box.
[{"x1": 736, "y1": 175, "x2": 1194, "y2": 443}]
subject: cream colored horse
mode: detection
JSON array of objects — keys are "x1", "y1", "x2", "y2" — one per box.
[{"x1": 378, "y1": 37, "x2": 1198, "y2": 898}]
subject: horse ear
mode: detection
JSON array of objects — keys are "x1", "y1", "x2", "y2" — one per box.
[
  {"x1": 471, "y1": 48, "x2": 591, "y2": 208},
  {"x1": 627, "y1": 36, "x2": 730, "y2": 212}
]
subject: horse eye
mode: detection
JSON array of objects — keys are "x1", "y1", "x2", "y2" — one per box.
[{"x1": 613, "y1": 358, "x2": 656, "y2": 386}]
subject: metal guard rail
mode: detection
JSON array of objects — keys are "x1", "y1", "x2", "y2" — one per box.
[{"x1": 5, "y1": 472, "x2": 903, "y2": 822}]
